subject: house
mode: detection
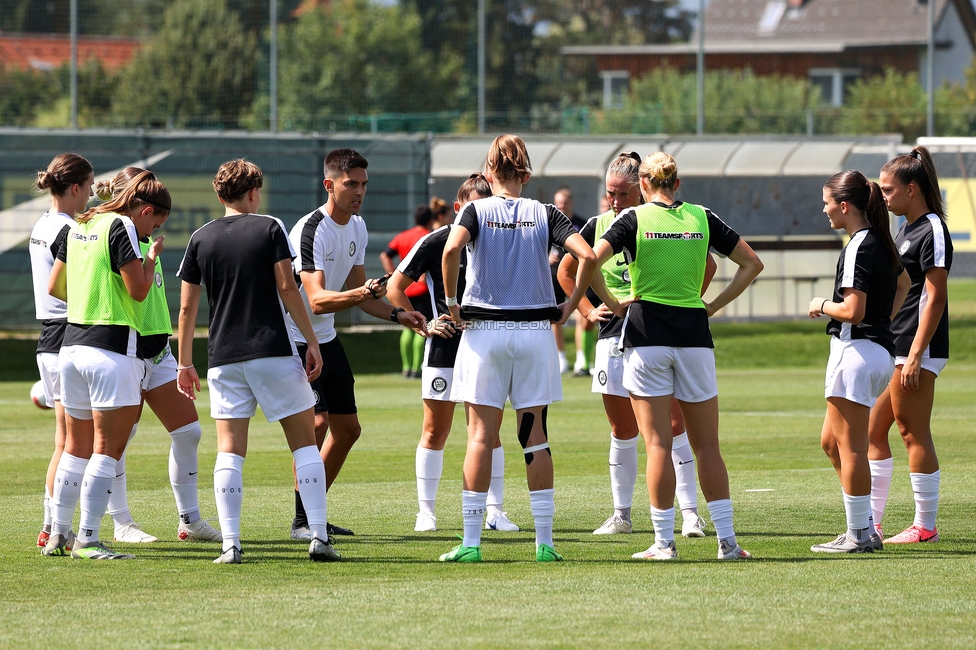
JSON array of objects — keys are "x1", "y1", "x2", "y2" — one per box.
[
  {"x1": 562, "y1": 0, "x2": 976, "y2": 108},
  {"x1": 0, "y1": 34, "x2": 142, "y2": 73}
]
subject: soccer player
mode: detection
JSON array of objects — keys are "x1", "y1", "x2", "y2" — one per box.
[
  {"x1": 440, "y1": 134, "x2": 597, "y2": 562},
  {"x1": 30, "y1": 153, "x2": 95, "y2": 549},
  {"x1": 176, "y1": 159, "x2": 338, "y2": 564},
  {"x1": 286, "y1": 148, "x2": 424, "y2": 541},
  {"x1": 380, "y1": 204, "x2": 437, "y2": 378},
  {"x1": 557, "y1": 152, "x2": 713, "y2": 538},
  {"x1": 44, "y1": 171, "x2": 170, "y2": 559},
  {"x1": 554, "y1": 188, "x2": 596, "y2": 377},
  {"x1": 867, "y1": 146, "x2": 953, "y2": 544},
  {"x1": 387, "y1": 173, "x2": 519, "y2": 534},
  {"x1": 592, "y1": 152, "x2": 763, "y2": 561},
  {"x1": 95, "y1": 168, "x2": 221, "y2": 544},
  {"x1": 808, "y1": 170, "x2": 909, "y2": 554}
]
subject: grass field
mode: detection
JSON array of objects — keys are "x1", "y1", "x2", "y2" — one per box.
[{"x1": 2, "y1": 354, "x2": 975, "y2": 648}]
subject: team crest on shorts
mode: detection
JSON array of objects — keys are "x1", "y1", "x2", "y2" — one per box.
[
  {"x1": 154, "y1": 272, "x2": 163, "y2": 287},
  {"x1": 431, "y1": 377, "x2": 447, "y2": 393},
  {"x1": 609, "y1": 342, "x2": 623, "y2": 358},
  {"x1": 899, "y1": 240, "x2": 911, "y2": 255},
  {"x1": 349, "y1": 242, "x2": 357, "y2": 257},
  {"x1": 312, "y1": 390, "x2": 321, "y2": 405},
  {"x1": 598, "y1": 370, "x2": 608, "y2": 386}
]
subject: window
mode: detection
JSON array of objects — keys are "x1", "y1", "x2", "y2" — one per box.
[
  {"x1": 600, "y1": 70, "x2": 630, "y2": 109},
  {"x1": 808, "y1": 68, "x2": 861, "y2": 106}
]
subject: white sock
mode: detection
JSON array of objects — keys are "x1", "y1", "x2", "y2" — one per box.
[
  {"x1": 609, "y1": 435, "x2": 638, "y2": 518},
  {"x1": 416, "y1": 446, "x2": 443, "y2": 515},
  {"x1": 671, "y1": 432, "x2": 698, "y2": 514},
  {"x1": 43, "y1": 486, "x2": 52, "y2": 529},
  {"x1": 214, "y1": 452, "x2": 245, "y2": 552},
  {"x1": 910, "y1": 470, "x2": 940, "y2": 530},
  {"x1": 52, "y1": 452, "x2": 89, "y2": 536},
  {"x1": 529, "y1": 488, "x2": 555, "y2": 548},
  {"x1": 574, "y1": 349, "x2": 586, "y2": 371},
  {"x1": 869, "y1": 457, "x2": 893, "y2": 527},
  {"x1": 294, "y1": 445, "x2": 328, "y2": 542},
  {"x1": 169, "y1": 421, "x2": 203, "y2": 524},
  {"x1": 843, "y1": 492, "x2": 872, "y2": 543},
  {"x1": 706, "y1": 498, "x2": 736, "y2": 547},
  {"x1": 107, "y1": 424, "x2": 138, "y2": 526},
  {"x1": 650, "y1": 506, "x2": 675, "y2": 545},
  {"x1": 78, "y1": 454, "x2": 117, "y2": 544},
  {"x1": 461, "y1": 490, "x2": 487, "y2": 548},
  {"x1": 486, "y1": 447, "x2": 505, "y2": 514}
]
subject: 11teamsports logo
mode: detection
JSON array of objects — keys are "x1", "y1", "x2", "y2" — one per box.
[{"x1": 643, "y1": 231, "x2": 704, "y2": 240}]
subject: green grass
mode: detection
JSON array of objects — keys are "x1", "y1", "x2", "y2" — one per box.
[{"x1": 2, "y1": 359, "x2": 976, "y2": 648}]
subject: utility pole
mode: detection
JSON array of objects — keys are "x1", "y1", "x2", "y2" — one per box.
[
  {"x1": 696, "y1": 0, "x2": 705, "y2": 135},
  {"x1": 478, "y1": 0, "x2": 486, "y2": 135},
  {"x1": 270, "y1": 0, "x2": 278, "y2": 132},
  {"x1": 70, "y1": 0, "x2": 78, "y2": 130}
]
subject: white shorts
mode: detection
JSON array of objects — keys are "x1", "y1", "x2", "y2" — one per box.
[
  {"x1": 592, "y1": 336, "x2": 628, "y2": 398},
  {"x1": 59, "y1": 345, "x2": 150, "y2": 411},
  {"x1": 623, "y1": 346, "x2": 718, "y2": 403},
  {"x1": 145, "y1": 342, "x2": 177, "y2": 392},
  {"x1": 451, "y1": 321, "x2": 562, "y2": 410},
  {"x1": 207, "y1": 356, "x2": 315, "y2": 422},
  {"x1": 36, "y1": 352, "x2": 61, "y2": 408},
  {"x1": 825, "y1": 337, "x2": 894, "y2": 408},
  {"x1": 895, "y1": 355, "x2": 947, "y2": 378},
  {"x1": 421, "y1": 366, "x2": 454, "y2": 402}
]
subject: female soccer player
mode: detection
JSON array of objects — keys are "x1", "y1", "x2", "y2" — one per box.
[
  {"x1": 867, "y1": 146, "x2": 953, "y2": 544},
  {"x1": 440, "y1": 135, "x2": 597, "y2": 562},
  {"x1": 44, "y1": 171, "x2": 170, "y2": 559},
  {"x1": 30, "y1": 153, "x2": 94, "y2": 549},
  {"x1": 808, "y1": 170, "x2": 909, "y2": 553},
  {"x1": 95, "y1": 168, "x2": 221, "y2": 543},
  {"x1": 592, "y1": 152, "x2": 763, "y2": 561},
  {"x1": 388, "y1": 173, "x2": 518, "y2": 534},
  {"x1": 177, "y1": 159, "x2": 337, "y2": 564},
  {"x1": 557, "y1": 152, "x2": 714, "y2": 538}
]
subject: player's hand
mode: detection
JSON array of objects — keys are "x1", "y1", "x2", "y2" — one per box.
[
  {"x1": 397, "y1": 309, "x2": 425, "y2": 330},
  {"x1": 900, "y1": 355, "x2": 921, "y2": 393},
  {"x1": 703, "y1": 300, "x2": 717, "y2": 318},
  {"x1": 808, "y1": 297, "x2": 826, "y2": 319},
  {"x1": 364, "y1": 278, "x2": 388, "y2": 300},
  {"x1": 553, "y1": 301, "x2": 573, "y2": 326},
  {"x1": 305, "y1": 343, "x2": 323, "y2": 382},
  {"x1": 605, "y1": 295, "x2": 631, "y2": 319},
  {"x1": 425, "y1": 314, "x2": 459, "y2": 339},
  {"x1": 448, "y1": 303, "x2": 462, "y2": 326},
  {"x1": 177, "y1": 365, "x2": 200, "y2": 400},
  {"x1": 586, "y1": 304, "x2": 613, "y2": 323}
]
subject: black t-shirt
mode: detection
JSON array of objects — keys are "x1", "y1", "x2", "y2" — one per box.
[
  {"x1": 825, "y1": 228, "x2": 901, "y2": 355},
  {"x1": 178, "y1": 213, "x2": 298, "y2": 368},
  {"x1": 398, "y1": 224, "x2": 465, "y2": 368},
  {"x1": 890, "y1": 214, "x2": 952, "y2": 358},
  {"x1": 600, "y1": 201, "x2": 740, "y2": 349},
  {"x1": 579, "y1": 216, "x2": 624, "y2": 340},
  {"x1": 59, "y1": 218, "x2": 144, "y2": 356},
  {"x1": 36, "y1": 223, "x2": 72, "y2": 354}
]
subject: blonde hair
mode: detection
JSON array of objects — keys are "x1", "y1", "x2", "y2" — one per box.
[
  {"x1": 77, "y1": 170, "x2": 170, "y2": 224},
  {"x1": 607, "y1": 151, "x2": 642, "y2": 186},
  {"x1": 95, "y1": 166, "x2": 147, "y2": 201},
  {"x1": 639, "y1": 152, "x2": 678, "y2": 190},
  {"x1": 485, "y1": 134, "x2": 531, "y2": 184}
]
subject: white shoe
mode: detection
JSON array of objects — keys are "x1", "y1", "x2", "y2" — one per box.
[
  {"x1": 414, "y1": 512, "x2": 437, "y2": 532},
  {"x1": 593, "y1": 514, "x2": 633, "y2": 535},
  {"x1": 718, "y1": 539, "x2": 753, "y2": 560},
  {"x1": 309, "y1": 537, "x2": 341, "y2": 562},
  {"x1": 632, "y1": 540, "x2": 677, "y2": 560},
  {"x1": 485, "y1": 510, "x2": 519, "y2": 532},
  {"x1": 681, "y1": 515, "x2": 707, "y2": 538},
  {"x1": 114, "y1": 521, "x2": 158, "y2": 543},
  {"x1": 178, "y1": 518, "x2": 222, "y2": 542},
  {"x1": 213, "y1": 546, "x2": 243, "y2": 564}
]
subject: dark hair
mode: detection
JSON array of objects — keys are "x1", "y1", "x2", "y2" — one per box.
[
  {"x1": 430, "y1": 196, "x2": 450, "y2": 218},
  {"x1": 880, "y1": 145, "x2": 946, "y2": 222},
  {"x1": 485, "y1": 134, "x2": 531, "y2": 183},
  {"x1": 213, "y1": 159, "x2": 263, "y2": 203},
  {"x1": 95, "y1": 166, "x2": 146, "y2": 201},
  {"x1": 78, "y1": 170, "x2": 170, "y2": 224},
  {"x1": 824, "y1": 169, "x2": 900, "y2": 270},
  {"x1": 456, "y1": 172, "x2": 491, "y2": 204},
  {"x1": 324, "y1": 148, "x2": 368, "y2": 180},
  {"x1": 35, "y1": 153, "x2": 93, "y2": 196},
  {"x1": 413, "y1": 204, "x2": 434, "y2": 227}
]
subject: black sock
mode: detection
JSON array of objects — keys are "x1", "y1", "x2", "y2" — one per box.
[{"x1": 293, "y1": 489, "x2": 307, "y2": 527}]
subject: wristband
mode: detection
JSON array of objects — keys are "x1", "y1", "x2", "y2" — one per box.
[
  {"x1": 821, "y1": 300, "x2": 827, "y2": 314},
  {"x1": 177, "y1": 364, "x2": 194, "y2": 371},
  {"x1": 445, "y1": 296, "x2": 457, "y2": 307},
  {"x1": 391, "y1": 307, "x2": 406, "y2": 322}
]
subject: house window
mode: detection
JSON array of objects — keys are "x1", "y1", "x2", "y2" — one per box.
[
  {"x1": 809, "y1": 68, "x2": 861, "y2": 106},
  {"x1": 600, "y1": 71, "x2": 630, "y2": 109}
]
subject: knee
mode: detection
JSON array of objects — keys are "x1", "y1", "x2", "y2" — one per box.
[{"x1": 333, "y1": 423, "x2": 362, "y2": 445}]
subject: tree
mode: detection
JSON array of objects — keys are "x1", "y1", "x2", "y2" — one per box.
[
  {"x1": 275, "y1": 0, "x2": 463, "y2": 131},
  {"x1": 111, "y1": 0, "x2": 257, "y2": 128},
  {"x1": 838, "y1": 69, "x2": 927, "y2": 140}
]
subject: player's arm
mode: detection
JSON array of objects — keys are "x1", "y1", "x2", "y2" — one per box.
[
  {"x1": 442, "y1": 224, "x2": 470, "y2": 323},
  {"x1": 386, "y1": 270, "x2": 430, "y2": 336},
  {"x1": 177, "y1": 280, "x2": 202, "y2": 400},
  {"x1": 556, "y1": 232, "x2": 597, "y2": 326},
  {"x1": 119, "y1": 236, "x2": 164, "y2": 302},
  {"x1": 902, "y1": 266, "x2": 948, "y2": 392},
  {"x1": 379, "y1": 250, "x2": 397, "y2": 274},
  {"x1": 810, "y1": 288, "x2": 866, "y2": 323},
  {"x1": 275, "y1": 259, "x2": 323, "y2": 381},
  {"x1": 301, "y1": 266, "x2": 385, "y2": 314},
  {"x1": 48, "y1": 259, "x2": 67, "y2": 302},
  {"x1": 891, "y1": 268, "x2": 911, "y2": 320},
  {"x1": 703, "y1": 239, "x2": 763, "y2": 318},
  {"x1": 348, "y1": 264, "x2": 423, "y2": 327}
]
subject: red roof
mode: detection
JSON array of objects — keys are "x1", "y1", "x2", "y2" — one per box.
[{"x1": 0, "y1": 34, "x2": 142, "y2": 73}]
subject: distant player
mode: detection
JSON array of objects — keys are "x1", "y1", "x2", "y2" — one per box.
[
  {"x1": 177, "y1": 159, "x2": 338, "y2": 564},
  {"x1": 868, "y1": 146, "x2": 953, "y2": 544},
  {"x1": 440, "y1": 134, "x2": 597, "y2": 562},
  {"x1": 809, "y1": 170, "x2": 908, "y2": 554},
  {"x1": 387, "y1": 173, "x2": 518, "y2": 534},
  {"x1": 286, "y1": 148, "x2": 424, "y2": 541}
]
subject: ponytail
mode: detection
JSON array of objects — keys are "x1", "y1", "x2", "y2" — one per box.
[{"x1": 880, "y1": 145, "x2": 946, "y2": 222}]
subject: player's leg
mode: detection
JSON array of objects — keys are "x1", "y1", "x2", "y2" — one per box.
[
  {"x1": 868, "y1": 385, "x2": 895, "y2": 535},
  {"x1": 593, "y1": 394, "x2": 638, "y2": 534},
  {"x1": 212, "y1": 418, "x2": 248, "y2": 563},
  {"x1": 415, "y1": 397, "x2": 454, "y2": 531},
  {"x1": 670, "y1": 397, "x2": 704, "y2": 537}
]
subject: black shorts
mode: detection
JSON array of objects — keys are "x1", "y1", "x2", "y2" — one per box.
[
  {"x1": 550, "y1": 262, "x2": 566, "y2": 304},
  {"x1": 409, "y1": 292, "x2": 434, "y2": 321},
  {"x1": 296, "y1": 338, "x2": 357, "y2": 415}
]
